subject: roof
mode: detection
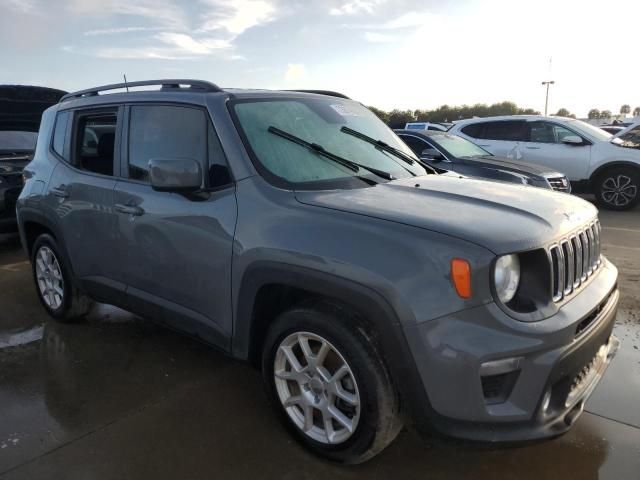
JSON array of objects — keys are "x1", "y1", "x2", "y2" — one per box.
[{"x1": 58, "y1": 80, "x2": 351, "y2": 105}]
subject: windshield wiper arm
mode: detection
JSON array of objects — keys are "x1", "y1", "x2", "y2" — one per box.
[
  {"x1": 340, "y1": 126, "x2": 438, "y2": 174},
  {"x1": 267, "y1": 126, "x2": 395, "y2": 181},
  {"x1": 340, "y1": 126, "x2": 418, "y2": 164}
]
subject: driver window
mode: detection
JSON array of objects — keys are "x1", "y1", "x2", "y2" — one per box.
[{"x1": 528, "y1": 121, "x2": 579, "y2": 144}]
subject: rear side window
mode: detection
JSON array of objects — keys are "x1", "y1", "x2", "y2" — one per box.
[
  {"x1": 73, "y1": 110, "x2": 118, "y2": 176},
  {"x1": 482, "y1": 121, "x2": 527, "y2": 141},
  {"x1": 52, "y1": 111, "x2": 69, "y2": 159},
  {"x1": 461, "y1": 123, "x2": 484, "y2": 138}
]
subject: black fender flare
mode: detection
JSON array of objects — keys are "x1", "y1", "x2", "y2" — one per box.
[{"x1": 232, "y1": 261, "x2": 432, "y2": 426}]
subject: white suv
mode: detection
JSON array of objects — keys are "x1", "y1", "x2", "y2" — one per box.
[{"x1": 450, "y1": 115, "x2": 640, "y2": 210}]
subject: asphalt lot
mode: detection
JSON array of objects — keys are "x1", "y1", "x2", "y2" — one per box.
[{"x1": 0, "y1": 203, "x2": 639, "y2": 479}]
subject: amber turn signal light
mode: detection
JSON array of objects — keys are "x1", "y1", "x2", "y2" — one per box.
[{"x1": 451, "y1": 258, "x2": 472, "y2": 299}]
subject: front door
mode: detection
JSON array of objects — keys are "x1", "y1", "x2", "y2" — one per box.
[
  {"x1": 113, "y1": 104, "x2": 236, "y2": 348},
  {"x1": 520, "y1": 120, "x2": 591, "y2": 181}
]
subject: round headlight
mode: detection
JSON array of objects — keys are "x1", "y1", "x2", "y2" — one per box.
[{"x1": 494, "y1": 254, "x2": 520, "y2": 304}]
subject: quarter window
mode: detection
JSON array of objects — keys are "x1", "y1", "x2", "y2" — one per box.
[
  {"x1": 481, "y1": 121, "x2": 527, "y2": 141},
  {"x1": 74, "y1": 111, "x2": 117, "y2": 176},
  {"x1": 461, "y1": 123, "x2": 484, "y2": 138},
  {"x1": 52, "y1": 111, "x2": 69, "y2": 159}
]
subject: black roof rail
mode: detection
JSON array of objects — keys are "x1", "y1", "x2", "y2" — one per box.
[
  {"x1": 287, "y1": 90, "x2": 351, "y2": 99},
  {"x1": 60, "y1": 79, "x2": 223, "y2": 102}
]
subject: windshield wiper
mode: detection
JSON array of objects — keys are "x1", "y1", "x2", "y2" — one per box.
[
  {"x1": 267, "y1": 126, "x2": 395, "y2": 181},
  {"x1": 340, "y1": 126, "x2": 438, "y2": 174}
]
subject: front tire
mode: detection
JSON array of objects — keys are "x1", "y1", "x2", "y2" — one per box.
[
  {"x1": 595, "y1": 167, "x2": 639, "y2": 210},
  {"x1": 31, "y1": 234, "x2": 93, "y2": 322},
  {"x1": 262, "y1": 303, "x2": 403, "y2": 464}
]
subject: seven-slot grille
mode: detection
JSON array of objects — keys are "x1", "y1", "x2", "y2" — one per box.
[
  {"x1": 546, "y1": 176, "x2": 571, "y2": 193},
  {"x1": 548, "y1": 220, "x2": 602, "y2": 302}
]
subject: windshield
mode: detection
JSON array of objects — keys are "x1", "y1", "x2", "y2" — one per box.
[
  {"x1": 431, "y1": 134, "x2": 490, "y2": 158},
  {"x1": 566, "y1": 120, "x2": 613, "y2": 142},
  {"x1": 0, "y1": 131, "x2": 38, "y2": 152},
  {"x1": 616, "y1": 124, "x2": 640, "y2": 149},
  {"x1": 232, "y1": 98, "x2": 427, "y2": 188}
]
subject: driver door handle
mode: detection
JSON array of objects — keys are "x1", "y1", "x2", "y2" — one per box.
[
  {"x1": 525, "y1": 146, "x2": 541, "y2": 150},
  {"x1": 114, "y1": 204, "x2": 145, "y2": 216}
]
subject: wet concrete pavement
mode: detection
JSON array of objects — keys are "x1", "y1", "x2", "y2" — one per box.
[{"x1": 1, "y1": 207, "x2": 639, "y2": 479}]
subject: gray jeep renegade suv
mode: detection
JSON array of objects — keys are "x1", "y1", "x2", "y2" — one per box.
[{"x1": 17, "y1": 80, "x2": 619, "y2": 463}]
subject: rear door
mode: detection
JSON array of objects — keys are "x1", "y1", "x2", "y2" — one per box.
[
  {"x1": 113, "y1": 103, "x2": 236, "y2": 348},
  {"x1": 520, "y1": 120, "x2": 591, "y2": 180},
  {"x1": 45, "y1": 107, "x2": 124, "y2": 301},
  {"x1": 460, "y1": 120, "x2": 527, "y2": 159}
]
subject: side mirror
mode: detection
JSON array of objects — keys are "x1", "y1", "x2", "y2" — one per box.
[
  {"x1": 561, "y1": 135, "x2": 583, "y2": 145},
  {"x1": 420, "y1": 148, "x2": 444, "y2": 161},
  {"x1": 149, "y1": 158, "x2": 202, "y2": 192}
]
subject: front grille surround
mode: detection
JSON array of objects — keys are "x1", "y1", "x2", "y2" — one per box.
[{"x1": 548, "y1": 221, "x2": 602, "y2": 302}]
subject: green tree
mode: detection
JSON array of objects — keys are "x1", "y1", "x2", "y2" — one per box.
[
  {"x1": 633, "y1": 107, "x2": 640, "y2": 117},
  {"x1": 587, "y1": 109, "x2": 600, "y2": 119},
  {"x1": 367, "y1": 106, "x2": 389, "y2": 124},
  {"x1": 620, "y1": 104, "x2": 631, "y2": 115},
  {"x1": 387, "y1": 109, "x2": 416, "y2": 129},
  {"x1": 554, "y1": 108, "x2": 571, "y2": 117},
  {"x1": 600, "y1": 110, "x2": 612, "y2": 119}
]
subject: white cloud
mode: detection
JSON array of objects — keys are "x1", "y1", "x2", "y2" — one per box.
[
  {"x1": 284, "y1": 63, "x2": 307, "y2": 84},
  {"x1": 156, "y1": 32, "x2": 232, "y2": 54},
  {"x1": 199, "y1": 0, "x2": 276, "y2": 34},
  {"x1": 363, "y1": 31, "x2": 395, "y2": 43},
  {"x1": 330, "y1": 0, "x2": 386, "y2": 16},
  {"x1": 1, "y1": 0, "x2": 37, "y2": 14},
  {"x1": 83, "y1": 26, "x2": 164, "y2": 36}
]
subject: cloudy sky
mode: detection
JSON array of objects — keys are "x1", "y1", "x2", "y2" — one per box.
[{"x1": 1, "y1": 0, "x2": 638, "y2": 117}]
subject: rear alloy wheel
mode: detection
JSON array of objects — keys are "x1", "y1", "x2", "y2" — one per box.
[
  {"x1": 595, "y1": 168, "x2": 639, "y2": 210},
  {"x1": 35, "y1": 246, "x2": 65, "y2": 311},
  {"x1": 31, "y1": 234, "x2": 93, "y2": 322}
]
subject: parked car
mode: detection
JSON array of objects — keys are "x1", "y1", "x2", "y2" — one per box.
[
  {"x1": 395, "y1": 129, "x2": 571, "y2": 192},
  {"x1": 404, "y1": 122, "x2": 449, "y2": 132},
  {"x1": 449, "y1": 115, "x2": 640, "y2": 210},
  {"x1": 18, "y1": 80, "x2": 619, "y2": 463},
  {"x1": 599, "y1": 125, "x2": 625, "y2": 135},
  {"x1": 613, "y1": 122, "x2": 640, "y2": 149},
  {"x1": 0, "y1": 86, "x2": 66, "y2": 232}
]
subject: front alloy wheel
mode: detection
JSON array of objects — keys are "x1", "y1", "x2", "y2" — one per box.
[
  {"x1": 596, "y1": 168, "x2": 639, "y2": 210},
  {"x1": 600, "y1": 174, "x2": 637, "y2": 207},
  {"x1": 274, "y1": 332, "x2": 360, "y2": 445}
]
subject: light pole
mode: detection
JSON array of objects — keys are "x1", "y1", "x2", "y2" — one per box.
[{"x1": 541, "y1": 80, "x2": 555, "y2": 116}]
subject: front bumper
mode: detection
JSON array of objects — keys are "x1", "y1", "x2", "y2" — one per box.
[{"x1": 403, "y1": 257, "x2": 619, "y2": 442}]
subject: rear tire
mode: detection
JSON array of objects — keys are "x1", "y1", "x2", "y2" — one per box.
[
  {"x1": 594, "y1": 167, "x2": 639, "y2": 211},
  {"x1": 262, "y1": 302, "x2": 403, "y2": 464},
  {"x1": 31, "y1": 234, "x2": 93, "y2": 322}
]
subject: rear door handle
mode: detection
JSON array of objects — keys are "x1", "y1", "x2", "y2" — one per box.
[
  {"x1": 115, "y1": 204, "x2": 145, "y2": 216},
  {"x1": 525, "y1": 146, "x2": 540, "y2": 150},
  {"x1": 51, "y1": 185, "x2": 69, "y2": 198}
]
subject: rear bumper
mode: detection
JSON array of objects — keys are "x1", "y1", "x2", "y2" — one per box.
[{"x1": 403, "y1": 258, "x2": 619, "y2": 442}]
